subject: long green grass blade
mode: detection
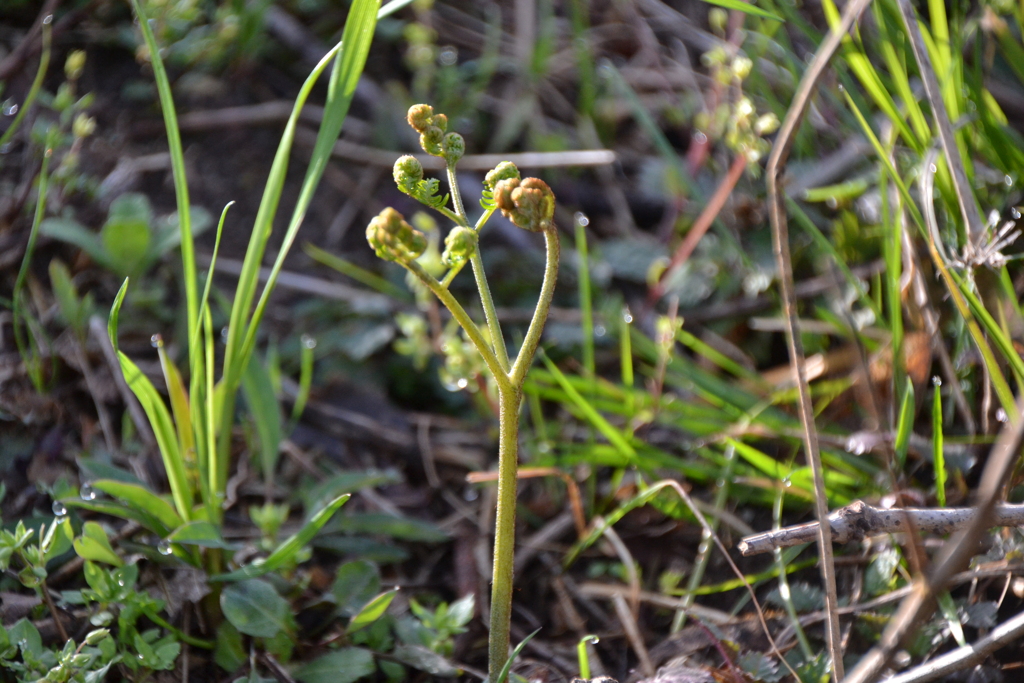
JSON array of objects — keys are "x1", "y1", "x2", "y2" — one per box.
[
  {"x1": 698, "y1": 0, "x2": 782, "y2": 21},
  {"x1": 540, "y1": 353, "x2": 637, "y2": 462},
  {"x1": 893, "y1": 377, "x2": 915, "y2": 470},
  {"x1": 212, "y1": 493, "x2": 350, "y2": 581},
  {"x1": 933, "y1": 381, "x2": 946, "y2": 506},
  {"x1": 235, "y1": 0, "x2": 381, "y2": 376},
  {"x1": 90, "y1": 480, "x2": 183, "y2": 531},
  {"x1": 116, "y1": 354, "x2": 194, "y2": 521},
  {"x1": 129, "y1": 0, "x2": 198, "y2": 360}
]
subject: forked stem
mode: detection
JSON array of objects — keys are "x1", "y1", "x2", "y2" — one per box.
[
  {"x1": 373, "y1": 115, "x2": 561, "y2": 679},
  {"x1": 487, "y1": 384, "x2": 522, "y2": 676}
]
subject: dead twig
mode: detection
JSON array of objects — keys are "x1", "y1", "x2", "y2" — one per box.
[
  {"x1": 883, "y1": 607, "x2": 1024, "y2": 683},
  {"x1": 739, "y1": 500, "x2": 1024, "y2": 556},
  {"x1": 765, "y1": 0, "x2": 876, "y2": 677},
  {"x1": 844, "y1": 396, "x2": 1024, "y2": 683},
  {"x1": 612, "y1": 593, "x2": 655, "y2": 678}
]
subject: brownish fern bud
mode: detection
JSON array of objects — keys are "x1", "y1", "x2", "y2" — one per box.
[
  {"x1": 407, "y1": 104, "x2": 434, "y2": 133},
  {"x1": 366, "y1": 207, "x2": 427, "y2": 263},
  {"x1": 494, "y1": 177, "x2": 555, "y2": 232}
]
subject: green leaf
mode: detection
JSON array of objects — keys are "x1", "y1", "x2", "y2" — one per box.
[
  {"x1": 116, "y1": 352, "x2": 194, "y2": 521},
  {"x1": 102, "y1": 193, "x2": 153, "y2": 276},
  {"x1": 167, "y1": 521, "x2": 234, "y2": 549},
  {"x1": 63, "y1": 498, "x2": 173, "y2": 538},
  {"x1": 150, "y1": 206, "x2": 213, "y2": 258},
  {"x1": 292, "y1": 647, "x2": 375, "y2": 683},
  {"x1": 864, "y1": 547, "x2": 900, "y2": 597},
  {"x1": 220, "y1": 579, "x2": 290, "y2": 638},
  {"x1": 213, "y1": 494, "x2": 350, "y2": 581},
  {"x1": 347, "y1": 589, "x2": 397, "y2": 634},
  {"x1": 90, "y1": 479, "x2": 183, "y2": 531},
  {"x1": 8, "y1": 619, "x2": 42, "y2": 658},
  {"x1": 327, "y1": 512, "x2": 449, "y2": 542},
  {"x1": 737, "y1": 651, "x2": 784, "y2": 683},
  {"x1": 302, "y1": 469, "x2": 401, "y2": 513},
  {"x1": 242, "y1": 353, "x2": 282, "y2": 478},
  {"x1": 332, "y1": 560, "x2": 381, "y2": 616},
  {"x1": 214, "y1": 621, "x2": 245, "y2": 673},
  {"x1": 314, "y1": 536, "x2": 409, "y2": 564},
  {"x1": 73, "y1": 521, "x2": 123, "y2": 567},
  {"x1": 40, "y1": 217, "x2": 109, "y2": 267},
  {"x1": 76, "y1": 459, "x2": 146, "y2": 486},
  {"x1": 390, "y1": 644, "x2": 459, "y2": 677},
  {"x1": 698, "y1": 0, "x2": 782, "y2": 21}
]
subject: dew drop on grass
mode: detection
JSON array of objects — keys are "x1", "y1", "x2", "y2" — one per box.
[
  {"x1": 1005, "y1": 175, "x2": 1014, "y2": 188},
  {"x1": 301, "y1": 334, "x2": 317, "y2": 350},
  {"x1": 42, "y1": 14, "x2": 53, "y2": 24},
  {"x1": 1012, "y1": 208, "x2": 1021, "y2": 220},
  {"x1": 623, "y1": 308, "x2": 633, "y2": 324},
  {"x1": 574, "y1": 212, "x2": 590, "y2": 227},
  {"x1": 158, "y1": 540, "x2": 173, "y2": 555},
  {"x1": 456, "y1": 377, "x2": 469, "y2": 389},
  {"x1": 932, "y1": 375, "x2": 942, "y2": 387},
  {"x1": 438, "y1": 46, "x2": 458, "y2": 66},
  {"x1": 52, "y1": 501, "x2": 67, "y2": 517},
  {"x1": 996, "y1": 408, "x2": 1009, "y2": 423},
  {"x1": 2, "y1": 101, "x2": 18, "y2": 117},
  {"x1": 594, "y1": 325, "x2": 606, "y2": 337},
  {"x1": 80, "y1": 483, "x2": 96, "y2": 501},
  {"x1": 150, "y1": 334, "x2": 161, "y2": 347}
]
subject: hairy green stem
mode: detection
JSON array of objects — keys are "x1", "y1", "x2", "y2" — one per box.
[
  {"x1": 406, "y1": 260, "x2": 511, "y2": 395},
  {"x1": 446, "y1": 162, "x2": 511, "y2": 372},
  {"x1": 488, "y1": 226, "x2": 559, "y2": 679},
  {"x1": 471, "y1": 250, "x2": 511, "y2": 372},
  {"x1": 488, "y1": 385, "x2": 522, "y2": 677},
  {"x1": 510, "y1": 228, "x2": 560, "y2": 386}
]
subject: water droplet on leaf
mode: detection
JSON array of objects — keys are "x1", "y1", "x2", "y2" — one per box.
[{"x1": 80, "y1": 483, "x2": 96, "y2": 501}]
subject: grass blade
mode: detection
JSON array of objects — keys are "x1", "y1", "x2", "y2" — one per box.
[
  {"x1": 213, "y1": 493, "x2": 350, "y2": 581},
  {"x1": 933, "y1": 380, "x2": 946, "y2": 507}
]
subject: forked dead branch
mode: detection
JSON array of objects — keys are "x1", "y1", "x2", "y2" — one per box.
[{"x1": 738, "y1": 499, "x2": 1024, "y2": 556}]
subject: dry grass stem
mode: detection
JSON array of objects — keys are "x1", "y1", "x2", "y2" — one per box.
[
  {"x1": 765, "y1": 0, "x2": 876, "y2": 677},
  {"x1": 612, "y1": 592, "x2": 655, "y2": 678}
]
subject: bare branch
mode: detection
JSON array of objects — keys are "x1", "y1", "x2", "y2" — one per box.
[
  {"x1": 883, "y1": 608, "x2": 1024, "y2": 683},
  {"x1": 739, "y1": 500, "x2": 1024, "y2": 556}
]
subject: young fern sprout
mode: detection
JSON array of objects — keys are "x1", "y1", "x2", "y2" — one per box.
[{"x1": 368, "y1": 104, "x2": 560, "y2": 679}]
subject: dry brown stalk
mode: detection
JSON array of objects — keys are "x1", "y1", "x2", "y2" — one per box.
[
  {"x1": 738, "y1": 500, "x2": 1024, "y2": 556},
  {"x1": 764, "y1": 0, "x2": 875, "y2": 677}
]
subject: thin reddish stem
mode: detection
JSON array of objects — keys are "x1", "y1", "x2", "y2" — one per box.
[{"x1": 649, "y1": 154, "x2": 747, "y2": 304}]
